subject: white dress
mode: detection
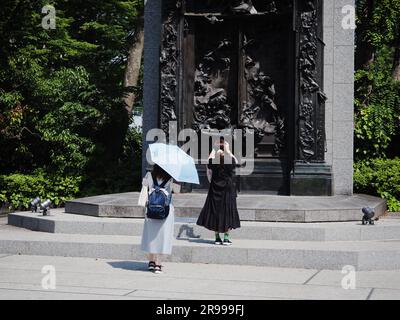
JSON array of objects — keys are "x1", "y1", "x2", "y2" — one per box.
[{"x1": 140, "y1": 172, "x2": 175, "y2": 255}]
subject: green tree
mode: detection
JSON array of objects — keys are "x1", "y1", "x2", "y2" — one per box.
[
  {"x1": 354, "y1": 0, "x2": 400, "y2": 210},
  {"x1": 355, "y1": 0, "x2": 400, "y2": 159},
  {"x1": 0, "y1": 0, "x2": 144, "y2": 208}
]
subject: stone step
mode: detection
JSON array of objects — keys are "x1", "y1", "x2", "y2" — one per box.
[
  {"x1": 8, "y1": 210, "x2": 400, "y2": 242},
  {"x1": 0, "y1": 224, "x2": 400, "y2": 270},
  {"x1": 65, "y1": 192, "x2": 387, "y2": 222}
]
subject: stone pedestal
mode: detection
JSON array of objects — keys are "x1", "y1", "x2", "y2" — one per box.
[
  {"x1": 290, "y1": 163, "x2": 332, "y2": 196},
  {"x1": 322, "y1": 0, "x2": 355, "y2": 195}
]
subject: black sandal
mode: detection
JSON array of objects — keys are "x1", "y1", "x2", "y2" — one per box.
[
  {"x1": 148, "y1": 261, "x2": 156, "y2": 271},
  {"x1": 154, "y1": 265, "x2": 163, "y2": 274}
]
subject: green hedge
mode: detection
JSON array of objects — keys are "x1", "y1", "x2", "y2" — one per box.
[
  {"x1": 354, "y1": 158, "x2": 400, "y2": 212},
  {"x1": 0, "y1": 171, "x2": 81, "y2": 210}
]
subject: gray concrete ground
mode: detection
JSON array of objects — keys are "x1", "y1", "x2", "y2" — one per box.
[{"x1": 0, "y1": 254, "x2": 399, "y2": 300}]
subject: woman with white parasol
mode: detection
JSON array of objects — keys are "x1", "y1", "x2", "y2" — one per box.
[{"x1": 138, "y1": 143, "x2": 199, "y2": 274}]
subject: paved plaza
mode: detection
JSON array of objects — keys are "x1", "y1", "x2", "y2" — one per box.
[
  {"x1": 0, "y1": 253, "x2": 399, "y2": 300},
  {"x1": 2, "y1": 215, "x2": 400, "y2": 300}
]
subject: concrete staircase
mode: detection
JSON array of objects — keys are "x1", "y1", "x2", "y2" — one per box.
[{"x1": 2, "y1": 209, "x2": 400, "y2": 271}]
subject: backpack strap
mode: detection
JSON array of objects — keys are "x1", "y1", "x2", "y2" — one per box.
[
  {"x1": 159, "y1": 178, "x2": 169, "y2": 189},
  {"x1": 152, "y1": 175, "x2": 169, "y2": 189},
  {"x1": 152, "y1": 175, "x2": 158, "y2": 188}
]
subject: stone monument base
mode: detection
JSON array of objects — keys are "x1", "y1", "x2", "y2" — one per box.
[{"x1": 64, "y1": 193, "x2": 386, "y2": 223}]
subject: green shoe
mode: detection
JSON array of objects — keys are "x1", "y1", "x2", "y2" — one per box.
[{"x1": 223, "y1": 233, "x2": 232, "y2": 246}]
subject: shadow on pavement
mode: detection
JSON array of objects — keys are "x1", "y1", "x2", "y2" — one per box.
[
  {"x1": 176, "y1": 224, "x2": 201, "y2": 239},
  {"x1": 176, "y1": 238, "x2": 214, "y2": 245},
  {"x1": 107, "y1": 261, "x2": 148, "y2": 272}
]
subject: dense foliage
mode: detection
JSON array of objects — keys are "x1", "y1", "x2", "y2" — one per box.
[
  {"x1": 0, "y1": 0, "x2": 143, "y2": 209},
  {"x1": 1, "y1": 0, "x2": 399, "y2": 211},
  {"x1": 354, "y1": 158, "x2": 400, "y2": 212},
  {"x1": 0, "y1": 171, "x2": 81, "y2": 209},
  {"x1": 354, "y1": 0, "x2": 400, "y2": 211}
]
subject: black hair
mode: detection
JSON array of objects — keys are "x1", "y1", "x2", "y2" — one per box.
[
  {"x1": 219, "y1": 136, "x2": 225, "y2": 151},
  {"x1": 151, "y1": 164, "x2": 171, "y2": 182}
]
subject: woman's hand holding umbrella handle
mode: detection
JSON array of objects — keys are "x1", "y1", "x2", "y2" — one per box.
[
  {"x1": 208, "y1": 149, "x2": 216, "y2": 160},
  {"x1": 224, "y1": 141, "x2": 231, "y2": 153},
  {"x1": 224, "y1": 142, "x2": 239, "y2": 164}
]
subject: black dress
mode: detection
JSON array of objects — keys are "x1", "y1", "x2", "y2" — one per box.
[{"x1": 197, "y1": 159, "x2": 241, "y2": 233}]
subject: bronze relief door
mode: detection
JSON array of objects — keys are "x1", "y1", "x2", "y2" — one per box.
[
  {"x1": 182, "y1": 6, "x2": 294, "y2": 194},
  {"x1": 160, "y1": 1, "x2": 330, "y2": 196},
  {"x1": 190, "y1": 19, "x2": 239, "y2": 133},
  {"x1": 237, "y1": 15, "x2": 294, "y2": 194}
]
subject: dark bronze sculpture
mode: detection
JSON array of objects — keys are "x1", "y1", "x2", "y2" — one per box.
[
  {"x1": 159, "y1": 0, "x2": 182, "y2": 133},
  {"x1": 158, "y1": 0, "x2": 331, "y2": 194},
  {"x1": 187, "y1": 0, "x2": 281, "y2": 15},
  {"x1": 230, "y1": 0, "x2": 257, "y2": 14},
  {"x1": 298, "y1": 0, "x2": 327, "y2": 161},
  {"x1": 193, "y1": 39, "x2": 233, "y2": 131},
  {"x1": 241, "y1": 35, "x2": 285, "y2": 156}
]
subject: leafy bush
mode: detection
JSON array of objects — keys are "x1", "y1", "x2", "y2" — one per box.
[
  {"x1": 0, "y1": 171, "x2": 81, "y2": 210},
  {"x1": 354, "y1": 158, "x2": 400, "y2": 212},
  {"x1": 354, "y1": 47, "x2": 400, "y2": 159}
]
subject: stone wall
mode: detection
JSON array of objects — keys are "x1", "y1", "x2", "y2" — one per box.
[
  {"x1": 323, "y1": 0, "x2": 355, "y2": 195},
  {"x1": 142, "y1": 0, "x2": 162, "y2": 176}
]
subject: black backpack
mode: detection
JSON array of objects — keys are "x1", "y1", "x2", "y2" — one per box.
[{"x1": 146, "y1": 177, "x2": 171, "y2": 220}]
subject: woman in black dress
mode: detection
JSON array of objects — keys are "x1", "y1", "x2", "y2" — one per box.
[{"x1": 197, "y1": 139, "x2": 241, "y2": 245}]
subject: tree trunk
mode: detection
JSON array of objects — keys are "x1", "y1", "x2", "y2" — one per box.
[
  {"x1": 392, "y1": 34, "x2": 400, "y2": 81},
  {"x1": 123, "y1": 16, "x2": 144, "y2": 115},
  {"x1": 355, "y1": 0, "x2": 375, "y2": 70}
]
